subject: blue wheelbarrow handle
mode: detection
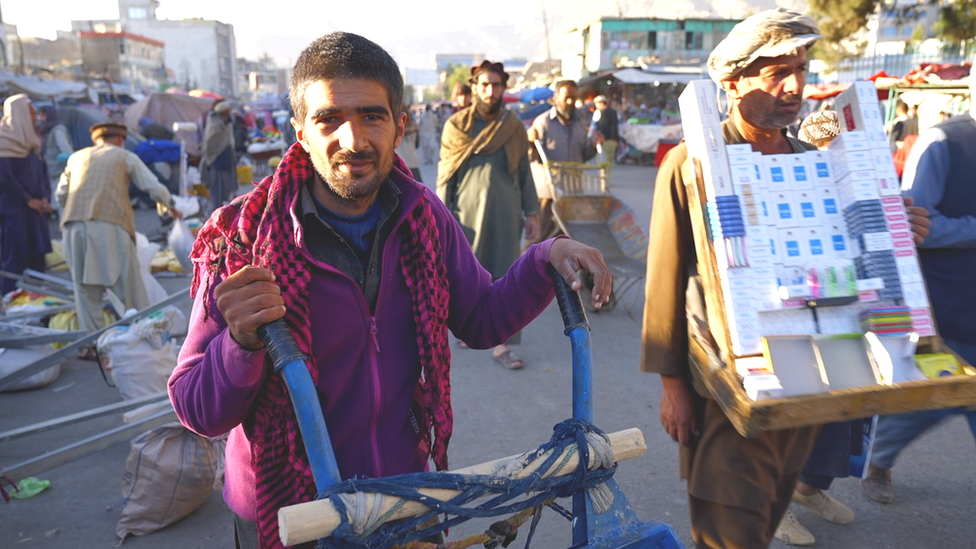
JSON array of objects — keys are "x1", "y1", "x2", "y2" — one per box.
[
  {"x1": 548, "y1": 265, "x2": 596, "y2": 546},
  {"x1": 548, "y1": 265, "x2": 594, "y2": 425},
  {"x1": 258, "y1": 319, "x2": 343, "y2": 491}
]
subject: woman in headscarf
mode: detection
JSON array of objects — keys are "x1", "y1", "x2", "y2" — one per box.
[
  {"x1": 38, "y1": 105, "x2": 74, "y2": 213},
  {"x1": 0, "y1": 94, "x2": 53, "y2": 294}
]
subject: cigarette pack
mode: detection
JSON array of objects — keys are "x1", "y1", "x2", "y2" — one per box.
[
  {"x1": 770, "y1": 191, "x2": 799, "y2": 228},
  {"x1": 792, "y1": 190, "x2": 820, "y2": 227},
  {"x1": 727, "y1": 144, "x2": 755, "y2": 165},
  {"x1": 778, "y1": 228, "x2": 805, "y2": 265},
  {"x1": 807, "y1": 151, "x2": 835, "y2": 187},
  {"x1": 762, "y1": 155, "x2": 793, "y2": 192},
  {"x1": 679, "y1": 80, "x2": 735, "y2": 197},
  {"x1": 815, "y1": 187, "x2": 841, "y2": 219},
  {"x1": 827, "y1": 131, "x2": 870, "y2": 153},
  {"x1": 835, "y1": 81, "x2": 888, "y2": 147},
  {"x1": 785, "y1": 154, "x2": 814, "y2": 190}
]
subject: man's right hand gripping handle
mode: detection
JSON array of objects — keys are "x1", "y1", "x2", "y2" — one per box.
[{"x1": 214, "y1": 266, "x2": 286, "y2": 352}]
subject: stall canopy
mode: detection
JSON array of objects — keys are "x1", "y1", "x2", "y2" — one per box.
[
  {"x1": 124, "y1": 92, "x2": 216, "y2": 156},
  {"x1": 0, "y1": 70, "x2": 89, "y2": 100},
  {"x1": 612, "y1": 67, "x2": 703, "y2": 85}
]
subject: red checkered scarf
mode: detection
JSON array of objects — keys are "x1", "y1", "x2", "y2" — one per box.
[{"x1": 189, "y1": 142, "x2": 453, "y2": 549}]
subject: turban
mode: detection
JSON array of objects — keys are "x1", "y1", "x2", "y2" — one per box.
[
  {"x1": 707, "y1": 8, "x2": 821, "y2": 82},
  {"x1": 90, "y1": 122, "x2": 129, "y2": 140},
  {"x1": 798, "y1": 109, "x2": 840, "y2": 149}
]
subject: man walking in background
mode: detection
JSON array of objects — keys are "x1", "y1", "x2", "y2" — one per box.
[
  {"x1": 438, "y1": 60, "x2": 540, "y2": 370},
  {"x1": 861, "y1": 59, "x2": 976, "y2": 506},
  {"x1": 592, "y1": 95, "x2": 619, "y2": 161},
  {"x1": 201, "y1": 101, "x2": 236, "y2": 214},
  {"x1": 57, "y1": 123, "x2": 180, "y2": 342},
  {"x1": 527, "y1": 80, "x2": 603, "y2": 244}
]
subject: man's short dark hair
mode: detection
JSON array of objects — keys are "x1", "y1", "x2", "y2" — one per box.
[
  {"x1": 289, "y1": 32, "x2": 403, "y2": 122},
  {"x1": 554, "y1": 80, "x2": 577, "y2": 93}
]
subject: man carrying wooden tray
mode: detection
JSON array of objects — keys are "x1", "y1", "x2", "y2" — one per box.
[
  {"x1": 641, "y1": 9, "x2": 935, "y2": 548},
  {"x1": 641, "y1": 10, "x2": 829, "y2": 548}
]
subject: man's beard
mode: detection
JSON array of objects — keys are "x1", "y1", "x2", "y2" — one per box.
[
  {"x1": 739, "y1": 93, "x2": 802, "y2": 130},
  {"x1": 556, "y1": 104, "x2": 575, "y2": 120},
  {"x1": 474, "y1": 94, "x2": 502, "y2": 117},
  {"x1": 313, "y1": 148, "x2": 389, "y2": 204}
]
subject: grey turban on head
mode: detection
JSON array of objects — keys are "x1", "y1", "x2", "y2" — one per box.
[{"x1": 707, "y1": 8, "x2": 821, "y2": 83}]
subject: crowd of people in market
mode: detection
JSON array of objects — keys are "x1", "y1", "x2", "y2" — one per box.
[{"x1": 2, "y1": 8, "x2": 975, "y2": 549}]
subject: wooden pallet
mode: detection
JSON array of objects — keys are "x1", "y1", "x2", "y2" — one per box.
[{"x1": 683, "y1": 158, "x2": 976, "y2": 438}]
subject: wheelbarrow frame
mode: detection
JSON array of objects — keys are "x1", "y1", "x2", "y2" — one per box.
[
  {"x1": 258, "y1": 270, "x2": 682, "y2": 548},
  {"x1": 550, "y1": 195, "x2": 648, "y2": 314}
]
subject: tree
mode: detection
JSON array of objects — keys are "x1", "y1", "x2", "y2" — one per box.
[
  {"x1": 807, "y1": 0, "x2": 878, "y2": 67},
  {"x1": 933, "y1": 0, "x2": 976, "y2": 47},
  {"x1": 441, "y1": 63, "x2": 470, "y2": 100},
  {"x1": 809, "y1": 0, "x2": 976, "y2": 65}
]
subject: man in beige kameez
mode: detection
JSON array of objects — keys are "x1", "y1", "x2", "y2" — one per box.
[{"x1": 57, "y1": 123, "x2": 180, "y2": 334}]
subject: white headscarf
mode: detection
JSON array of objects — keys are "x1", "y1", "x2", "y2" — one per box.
[
  {"x1": 0, "y1": 94, "x2": 41, "y2": 158},
  {"x1": 707, "y1": 8, "x2": 821, "y2": 83}
]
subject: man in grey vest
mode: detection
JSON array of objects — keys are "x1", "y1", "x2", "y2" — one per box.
[
  {"x1": 57, "y1": 123, "x2": 181, "y2": 336},
  {"x1": 861, "y1": 57, "x2": 976, "y2": 504}
]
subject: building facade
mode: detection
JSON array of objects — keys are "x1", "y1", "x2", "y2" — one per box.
[
  {"x1": 79, "y1": 30, "x2": 163, "y2": 91},
  {"x1": 562, "y1": 17, "x2": 740, "y2": 80},
  {"x1": 237, "y1": 54, "x2": 287, "y2": 102},
  {"x1": 74, "y1": 0, "x2": 238, "y2": 97}
]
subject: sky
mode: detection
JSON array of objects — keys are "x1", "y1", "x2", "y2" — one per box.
[{"x1": 3, "y1": 0, "x2": 797, "y2": 69}]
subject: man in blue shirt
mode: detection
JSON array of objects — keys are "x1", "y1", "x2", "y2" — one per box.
[{"x1": 861, "y1": 60, "x2": 976, "y2": 504}]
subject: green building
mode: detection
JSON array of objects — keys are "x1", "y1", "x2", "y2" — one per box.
[{"x1": 563, "y1": 17, "x2": 741, "y2": 80}]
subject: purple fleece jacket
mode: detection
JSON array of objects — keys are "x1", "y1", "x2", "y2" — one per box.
[{"x1": 168, "y1": 169, "x2": 557, "y2": 521}]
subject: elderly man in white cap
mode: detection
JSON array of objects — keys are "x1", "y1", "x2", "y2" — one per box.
[
  {"x1": 641, "y1": 9, "x2": 933, "y2": 548},
  {"x1": 640, "y1": 9, "x2": 823, "y2": 548}
]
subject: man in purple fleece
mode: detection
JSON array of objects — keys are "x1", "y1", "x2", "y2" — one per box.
[{"x1": 168, "y1": 32, "x2": 611, "y2": 549}]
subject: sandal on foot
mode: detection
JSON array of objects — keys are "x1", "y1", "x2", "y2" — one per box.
[{"x1": 493, "y1": 350, "x2": 524, "y2": 370}]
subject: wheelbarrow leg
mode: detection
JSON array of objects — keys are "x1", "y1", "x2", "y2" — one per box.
[{"x1": 549, "y1": 267, "x2": 684, "y2": 549}]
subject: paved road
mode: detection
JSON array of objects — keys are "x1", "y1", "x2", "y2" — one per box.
[{"x1": 2, "y1": 162, "x2": 974, "y2": 548}]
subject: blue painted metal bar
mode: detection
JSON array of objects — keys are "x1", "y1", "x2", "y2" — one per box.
[
  {"x1": 570, "y1": 329, "x2": 594, "y2": 424},
  {"x1": 277, "y1": 360, "x2": 343, "y2": 489},
  {"x1": 547, "y1": 266, "x2": 594, "y2": 547},
  {"x1": 259, "y1": 320, "x2": 343, "y2": 491}
]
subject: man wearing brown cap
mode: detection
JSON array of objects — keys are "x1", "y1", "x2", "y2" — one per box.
[
  {"x1": 57, "y1": 123, "x2": 181, "y2": 338},
  {"x1": 437, "y1": 60, "x2": 539, "y2": 370}
]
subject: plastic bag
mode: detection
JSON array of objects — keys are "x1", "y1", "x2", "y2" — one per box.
[
  {"x1": 172, "y1": 194, "x2": 201, "y2": 218},
  {"x1": 167, "y1": 220, "x2": 195, "y2": 272},
  {"x1": 116, "y1": 422, "x2": 223, "y2": 540},
  {"x1": 0, "y1": 346, "x2": 62, "y2": 392},
  {"x1": 96, "y1": 307, "x2": 185, "y2": 400},
  {"x1": 9, "y1": 477, "x2": 51, "y2": 499},
  {"x1": 136, "y1": 233, "x2": 168, "y2": 305}
]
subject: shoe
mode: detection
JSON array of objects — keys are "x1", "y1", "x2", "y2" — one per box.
[
  {"x1": 792, "y1": 489, "x2": 854, "y2": 524},
  {"x1": 492, "y1": 350, "x2": 524, "y2": 370},
  {"x1": 860, "y1": 464, "x2": 894, "y2": 503},
  {"x1": 774, "y1": 509, "x2": 815, "y2": 546}
]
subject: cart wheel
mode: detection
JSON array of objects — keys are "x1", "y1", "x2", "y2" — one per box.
[{"x1": 638, "y1": 153, "x2": 655, "y2": 166}]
